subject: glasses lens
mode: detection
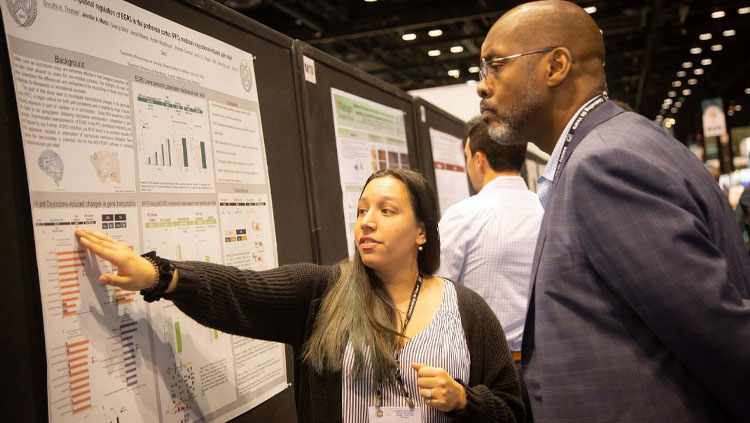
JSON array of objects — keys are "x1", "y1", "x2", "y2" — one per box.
[{"x1": 479, "y1": 59, "x2": 488, "y2": 80}]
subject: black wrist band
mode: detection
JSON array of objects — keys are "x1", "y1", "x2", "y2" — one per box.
[{"x1": 140, "y1": 251, "x2": 175, "y2": 303}]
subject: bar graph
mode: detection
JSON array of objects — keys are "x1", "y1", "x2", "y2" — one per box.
[
  {"x1": 142, "y1": 136, "x2": 208, "y2": 171},
  {"x1": 66, "y1": 338, "x2": 91, "y2": 414},
  {"x1": 56, "y1": 249, "x2": 86, "y2": 317},
  {"x1": 133, "y1": 82, "x2": 214, "y2": 193},
  {"x1": 120, "y1": 321, "x2": 139, "y2": 388}
]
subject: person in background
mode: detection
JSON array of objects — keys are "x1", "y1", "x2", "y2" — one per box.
[
  {"x1": 477, "y1": 1, "x2": 750, "y2": 421},
  {"x1": 738, "y1": 185, "x2": 750, "y2": 252},
  {"x1": 76, "y1": 168, "x2": 524, "y2": 423},
  {"x1": 437, "y1": 116, "x2": 543, "y2": 420}
]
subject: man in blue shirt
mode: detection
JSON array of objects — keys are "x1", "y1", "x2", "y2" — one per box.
[{"x1": 438, "y1": 117, "x2": 543, "y2": 418}]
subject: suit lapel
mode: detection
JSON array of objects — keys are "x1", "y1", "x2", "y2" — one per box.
[{"x1": 524, "y1": 101, "x2": 626, "y2": 355}]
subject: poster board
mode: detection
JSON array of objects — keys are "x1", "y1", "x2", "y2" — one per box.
[
  {"x1": 0, "y1": 0, "x2": 313, "y2": 421},
  {"x1": 412, "y1": 97, "x2": 471, "y2": 216},
  {"x1": 293, "y1": 40, "x2": 420, "y2": 264}
]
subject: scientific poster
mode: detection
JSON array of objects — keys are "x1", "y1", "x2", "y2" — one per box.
[
  {"x1": 429, "y1": 127, "x2": 470, "y2": 215},
  {"x1": 0, "y1": 0, "x2": 286, "y2": 422},
  {"x1": 330, "y1": 88, "x2": 410, "y2": 256}
]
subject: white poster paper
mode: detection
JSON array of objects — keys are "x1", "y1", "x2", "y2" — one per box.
[
  {"x1": 0, "y1": 0, "x2": 286, "y2": 421},
  {"x1": 429, "y1": 127, "x2": 470, "y2": 215},
  {"x1": 330, "y1": 88, "x2": 410, "y2": 256}
]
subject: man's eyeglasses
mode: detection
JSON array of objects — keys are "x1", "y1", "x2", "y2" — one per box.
[{"x1": 479, "y1": 47, "x2": 557, "y2": 81}]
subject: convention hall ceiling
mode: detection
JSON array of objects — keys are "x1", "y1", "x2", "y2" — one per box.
[{"x1": 220, "y1": 0, "x2": 750, "y2": 137}]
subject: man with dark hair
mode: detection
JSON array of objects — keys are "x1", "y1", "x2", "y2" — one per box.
[
  {"x1": 478, "y1": 1, "x2": 750, "y2": 421},
  {"x1": 438, "y1": 115, "x2": 543, "y2": 377}
]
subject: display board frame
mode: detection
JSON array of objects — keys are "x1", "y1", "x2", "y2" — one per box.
[
  {"x1": 0, "y1": 0, "x2": 316, "y2": 421},
  {"x1": 292, "y1": 40, "x2": 421, "y2": 265}
]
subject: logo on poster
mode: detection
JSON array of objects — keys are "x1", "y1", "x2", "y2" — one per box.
[
  {"x1": 7, "y1": 0, "x2": 37, "y2": 27},
  {"x1": 240, "y1": 60, "x2": 253, "y2": 92}
]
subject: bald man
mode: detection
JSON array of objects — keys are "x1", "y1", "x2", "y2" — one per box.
[{"x1": 477, "y1": 1, "x2": 750, "y2": 422}]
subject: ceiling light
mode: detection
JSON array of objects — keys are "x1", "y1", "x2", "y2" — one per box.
[
  {"x1": 723, "y1": 29, "x2": 736, "y2": 37},
  {"x1": 728, "y1": 110, "x2": 735, "y2": 116},
  {"x1": 711, "y1": 10, "x2": 725, "y2": 19},
  {"x1": 701, "y1": 58, "x2": 712, "y2": 66},
  {"x1": 468, "y1": 66, "x2": 480, "y2": 73},
  {"x1": 690, "y1": 47, "x2": 702, "y2": 54},
  {"x1": 694, "y1": 68, "x2": 704, "y2": 75},
  {"x1": 428, "y1": 29, "x2": 443, "y2": 37},
  {"x1": 682, "y1": 61, "x2": 693, "y2": 68},
  {"x1": 668, "y1": 91, "x2": 677, "y2": 97},
  {"x1": 450, "y1": 45, "x2": 464, "y2": 53},
  {"x1": 682, "y1": 89, "x2": 692, "y2": 96},
  {"x1": 739, "y1": 7, "x2": 750, "y2": 14},
  {"x1": 676, "y1": 70, "x2": 687, "y2": 77},
  {"x1": 672, "y1": 80, "x2": 682, "y2": 87},
  {"x1": 699, "y1": 33, "x2": 713, "y2": 40},
  {"x1": 447, "y1": 69, "x2": 460, "y2": 78},
  {"x1": 745, "y1": 88, "x2": 750, "y2": 94},
  {"x1": 401, "y1": 33, "x2": 416, "y2": 41},
  {"x1": 428, "y1": 49, "x2": 441, "y2": 56},
  {"x1": 671, "y1": 107, "x2": 679, "y2": 113},
  {"x1": 675, "y1": 101, "x2": 682, "y2": 108},
  {"x1": 688, "y1": 78, "x2": 698, "y2": 85},
  {"x1": 664, "y1": 98, "x2": 673, "y2": 105},
  {"x1": 735, "y1": 105, "x2": 743, "y2": 111},
  {"x1": 711, "y1": 44, "x2": 723, "y2": 51},
  {"x1": 584, "y1": 6, "x2": 597, "y2": 14}
]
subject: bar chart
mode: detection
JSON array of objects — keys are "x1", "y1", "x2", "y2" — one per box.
[
  {"x1": 66, "y1": 338, "x2": 91, "y2": 414},
  {"x1": 133, "y1": 82, "x2": 215, "y2": 193},
  {"x1": 56, "y1": 249, "x2": 86, "y2": 317},
  {"x1": 141, "y1": 205, "x2": 221, "y2": 265}
]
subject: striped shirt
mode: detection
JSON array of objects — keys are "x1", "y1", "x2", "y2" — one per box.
[{"x1": 341, "y1": 281, "x2": 470, "y2": 422}]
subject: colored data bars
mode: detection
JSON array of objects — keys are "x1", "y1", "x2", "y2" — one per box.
[
  {"x1": 67, "y1": 339, "x2": 91, "y2": 413},
  {"x1": 57, "y1": 249, "x2": 85, "y2": 317}
]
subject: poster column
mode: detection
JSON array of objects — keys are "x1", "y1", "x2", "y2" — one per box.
[
  {"x1": 330, "y1": 88, "x2": 410, "y2": 256},
  {"x1": 429, "y1": 127, "x2": 470, "y2": 215}
]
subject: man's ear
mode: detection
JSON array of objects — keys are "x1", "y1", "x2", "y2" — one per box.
[
  {"x1": 475, "y1": 151, "x2": 488, "y2": 170},
  {"x1": 546, "y1": 47, "x2": 573, "y2": 88}
]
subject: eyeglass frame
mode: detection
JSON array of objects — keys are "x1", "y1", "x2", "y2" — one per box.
[{"x1": 479, "y1": 47, "x2": 559, "y2": 81}]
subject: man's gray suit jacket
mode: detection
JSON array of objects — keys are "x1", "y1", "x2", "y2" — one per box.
[{"x1": 522, "y1": 101, "x2": 750, "y2": 422}]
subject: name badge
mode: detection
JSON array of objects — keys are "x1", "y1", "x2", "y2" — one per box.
[{"x1": 367, "y1": 406, "x2": 422, "y2": 422}]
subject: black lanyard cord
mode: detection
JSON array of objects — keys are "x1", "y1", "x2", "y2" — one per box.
[
  {"x1": 375, "y1": 272, "x2": 423, "y2": 408},
  {"x1": 555, "y1": 92, "x2": 609, "y2": 173}
]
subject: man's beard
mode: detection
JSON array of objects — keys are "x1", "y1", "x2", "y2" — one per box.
[{"x1": 488, "y1": 75, "x2": 541, "y2": 145}]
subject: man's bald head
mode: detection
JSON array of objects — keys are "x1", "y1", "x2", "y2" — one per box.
[{"x1": 485, "y1": 1, "x2": 606, "y2": 88}]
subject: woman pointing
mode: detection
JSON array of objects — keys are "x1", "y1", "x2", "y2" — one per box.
[{"x1": 76, "y1": 168, "x2": 523, "y2": 423}]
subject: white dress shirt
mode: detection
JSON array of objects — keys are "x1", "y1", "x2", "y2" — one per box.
[{"x1": 437, "y1": 175, "x2": 543, "y2": 351}]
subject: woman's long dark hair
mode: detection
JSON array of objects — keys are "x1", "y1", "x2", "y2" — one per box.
[{"x1": 302, "y1": 169, "x2": 440, "y2": 383}]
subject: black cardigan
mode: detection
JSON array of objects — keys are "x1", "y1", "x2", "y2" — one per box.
[{"x1": 165, "y1": 261, "x2": 524, "y2": 423}]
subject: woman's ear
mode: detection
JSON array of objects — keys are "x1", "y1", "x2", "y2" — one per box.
[{"x1": 417, "y1": 222, "x2": 427, "y2": 245}]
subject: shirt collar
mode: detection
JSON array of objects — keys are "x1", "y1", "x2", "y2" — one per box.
[
  {"x1": 479, "y1": 175, "x2": 527, "y2": 193},
  {"x1": 538, "y1": 95, "x2": 601, "y2": 185}
]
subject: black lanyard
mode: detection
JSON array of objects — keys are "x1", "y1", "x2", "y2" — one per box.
[
  {"x1": 555, "y1": 93, "x2": 609, "y2": 173},
  {"x1": 375, "y1": 272, "x2": 423, "y2": 408}
]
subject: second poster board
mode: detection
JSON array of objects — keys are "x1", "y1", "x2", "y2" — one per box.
[
  {"x1": 293, "y1": 41, "x2": 420, "y2": 264},
  {"x1": 413, "y1": 98, "x2": 472, "y2": 218}
]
